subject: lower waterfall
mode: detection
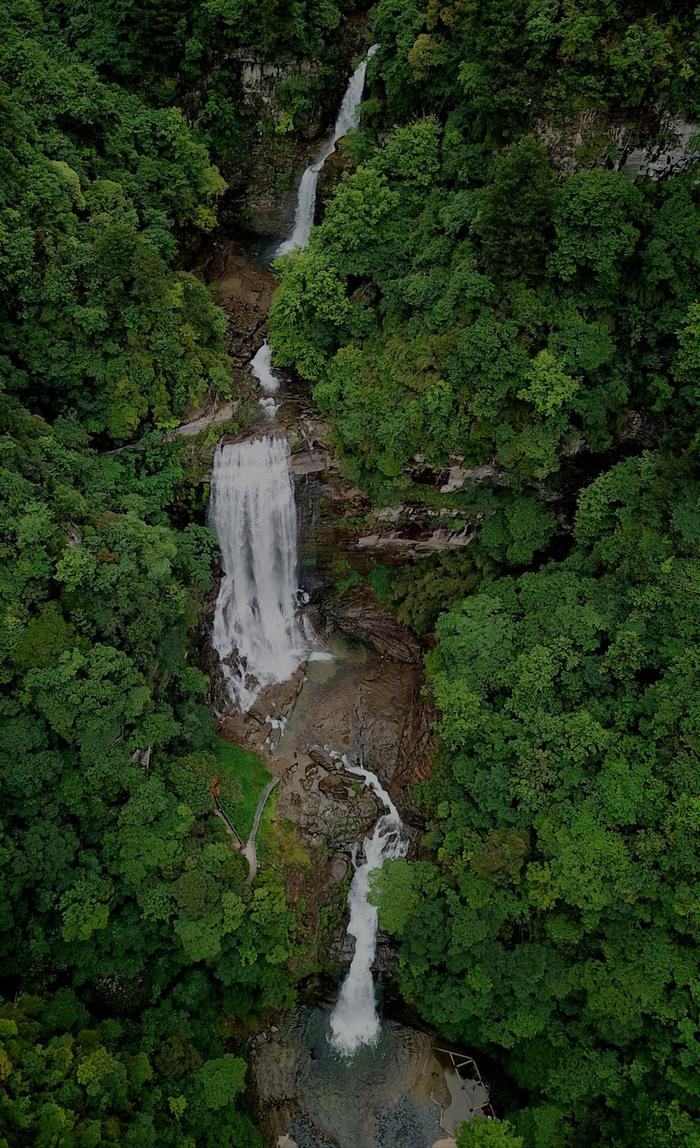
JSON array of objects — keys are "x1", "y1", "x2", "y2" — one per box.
[
  {"x1": 209, "y1": 436, "x2": 307, "y2": 711},
  {"x1": 330, "y1": 761, "x2": 407, "y2": 1056}
]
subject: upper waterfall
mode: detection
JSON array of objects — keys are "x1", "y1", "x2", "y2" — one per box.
[
  {"x1": 209, "y1": 436, "x2": 307, "y2": 711},
  {"x1": 275, "y1": 44, "x2": 378, "y2": 257}
]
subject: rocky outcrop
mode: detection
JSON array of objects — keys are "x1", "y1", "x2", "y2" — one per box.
[
  {"x1": 276, "y1": 756, "x2": 385, "y2": 848},
  {"x1": 536, "y1": 107, "x2": 698, "y2": 178},
  {"x1": 439, "y1": 461, "x2": 500, "y2": 493},
  {"x1": 173, "y1": 401, "x2": 240, "y2": 437},
  {"x1": 289, "y1": 446, "x2": 336, "y2": 477},
  {"x1": 323, "y1": 588, "x2": 422, "y2": 664},
  {"x1": 355, "y1": 525, "x2": 476, "y2": 557},
  {"x1": 209, "y1": 238, "x2": 276, "y2": 369}
]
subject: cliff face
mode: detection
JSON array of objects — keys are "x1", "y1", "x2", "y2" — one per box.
[
  {"x1": 536, "y1": 107, "x2": 698, "y2": 177},
  {"x1": 221, "y1": 19, "x2": 368, "y2": 236}
]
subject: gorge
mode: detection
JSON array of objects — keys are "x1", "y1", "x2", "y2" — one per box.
[
  {"x1": 4, "y1": 4, "x2": 699, "y2": 1147},
  {"x1": 206, "y1": 46, "x2": 479, "y2": 1145}
]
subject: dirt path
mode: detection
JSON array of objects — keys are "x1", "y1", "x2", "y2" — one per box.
[
  {"x1": 243, "y1": 777, "x2": 280, "y2": 884},
  {"x1": 214, "y1": 776, "x2": 280, "y2": 883}
]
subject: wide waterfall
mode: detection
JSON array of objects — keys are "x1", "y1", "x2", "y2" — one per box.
[
  {"x1": 209, "y1": 437, "x2": 307, "y2": 711},
  {"x1": 330, "y1": 761, "x2": 407, "y2": 1056},
  {"x1": 275, "y1": 44, "x2": 378, "y2": 257}
]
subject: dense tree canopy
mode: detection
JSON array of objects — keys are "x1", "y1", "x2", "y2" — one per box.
[
  {"x1": 271, "y1": 121, "x2": 699, "y2": 503},
  {"x1": 377, "y1": 453, "x2": 700, "y2": 1145},
  {"x1": 3, "y1": 0, "x2": 700, "y2": 1143},
  {"x1": 0, "y1": 396, "x2": 298, "y2": 1143},
  {"x1": 0, "y1": 3, "x2": 324, "y2": 1143},
  {"x1": 271, "y1": 2, "x2": 700, "y2": 1144}
]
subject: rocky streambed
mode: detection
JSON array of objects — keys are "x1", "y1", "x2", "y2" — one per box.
[{"x1": 250, "y1": 1008, "x2": 487, "y2": 1148}]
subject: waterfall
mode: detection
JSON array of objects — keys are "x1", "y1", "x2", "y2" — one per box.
[
  {"x1": 330, "y1": 761, "x2": 407, "y2": 1056},
  {"x1": 209, "y1": 437, "x2": 307, "y2": 711},
  {"x1": 251, "y1": 340, "x2": 280, "y2": 393},
  {"x1": 250, "y1": 46, "x2": 378, "y2": 407},
  {"x1": 275, "y1": 44, "x2": 378, "y2": 258},
  {"x1": 251, "y1": 340, "x2": 280, "y2": 419}
]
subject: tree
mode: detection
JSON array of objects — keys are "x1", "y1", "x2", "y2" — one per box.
[
  {"x1": 548, "y1": 171, "x2": 643, "y2": 302},
  {"x1": 457, "y1": 1117, "x2": 524, "y2": 1148},
  {"x1": 475, "y1": 137, "x2": 558, "y2": 284}
]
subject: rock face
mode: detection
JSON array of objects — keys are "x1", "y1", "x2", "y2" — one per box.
[
  {"x1": 277, "y1": 756, "x2": 385, "y2": 847},
  {"x1": 354, "y1": 526, "x2": 476, "y2": 558},
  {"x1": 323, "y1": 588, "x2": 422, "y2": 664},
  {"x1": 208, "y1": 238, "x2": 275, "y2": 373},
  {"x1": 207, "y1": 577, "x2": 434, "y2": 972},
  {"x1": 536, "y1": 107, "x2": 699, "y2": 177},
  {"x1": 221, "y1": 17, "x2": 370, "y2": 237}
]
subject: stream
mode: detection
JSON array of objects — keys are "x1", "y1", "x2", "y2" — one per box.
[{"x1": 208, "y1": 44, "x2": 488, "y2": 1148}]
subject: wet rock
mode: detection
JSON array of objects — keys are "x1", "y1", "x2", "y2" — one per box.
[
  {"x1": 248, "y1": 668, "x2": 306, "y2": 725},
  {"x1": 290, "y1": 447, "x2": 337, "y2": 477},
  {"x1": 323, "y1": 588, "x2": 421, "y2": 664},
  {"x1": 252, "y1": 1008, "x2": 460, "y2": 1148},
  {"x1": 317, "y1": 772, "x2": 350, "y2": 800},
  {"x1": 278, "y1": 760, "x2": 384, "y2": 847},
  {"x1": 308, "y1": 746, "x2": 340, "y2": 771}
]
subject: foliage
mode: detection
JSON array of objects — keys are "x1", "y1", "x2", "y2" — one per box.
[
  {"x1": 377, "y1": 452, "x2": 700, "y2": 1146},
  {"x1": 214, "y1": 740, "x2": 273, "y2": 840},
  {"x1": 0, "y1": 4, "x2": 321, "y2": 1143},
  {"x1": 0, "y1": 4, "x2": 231, "y2": 441},
  {"x1": 271, "y1": 121, "x2": 698, "y2": 504},
  {"x1": 44, "y1": 0, "x2": 352, "y2": 172},
  {"x1": 457, "y1": 1117, "x2": 524, "y2": 1148},
  {"x1": 264, "y1": 8, "x2": 700, "y2": 1144},
  {"x1": 0, "y1": 994, "x2": 261, "y2": 1147},
  {"x1": 0, "y1": 397, "x2": 297, "y2": 1143}
]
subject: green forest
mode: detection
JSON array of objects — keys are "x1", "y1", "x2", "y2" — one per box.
[{"x1": 2, "y1": 0, "x2": 700, "y2": 1145}]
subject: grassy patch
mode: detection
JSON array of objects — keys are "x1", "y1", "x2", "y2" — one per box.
[{"x1": 215, "y1": 739, "x2": 271, "y2": 840}]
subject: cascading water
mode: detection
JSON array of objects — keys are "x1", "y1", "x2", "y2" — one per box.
[
  {"x1": 275, "y1": 44, "x2": 379, "y2": 258},
  {"x1": 209, "y1": 436, "x2": 307, "y2": 711},
  {"x1": 251, "y1": 340, "x2": 280, "y2": 419},
  {"x1": 330, "y1": 760, "x2": 407, "y2": 1056},
  {"x1": 212, "y1": 38, "x2": 405, "y2": 1059},
  {"x1": 248, "y1": 46, "x2": 377, "y2": 414}
]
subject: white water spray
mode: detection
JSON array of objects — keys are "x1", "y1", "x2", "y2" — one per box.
[
  {"x1": 251, "y1": 340, "x2": 281, "y2": 393},
  {"x1": 251, "y1": 340, "x2": 280, "y2": 419},
  {"x1": 209, "y1": 437, "x2": 307, "y2": 711},
  {"x1": 248, "y1": 47, "x2": 378, "y2": 411},
  {"x1": 275, "y1": 45, "x2": 378, "y2": 258},
  {"x1": 330, "y1": 760, "x2": 407, "y2": 1056}
]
